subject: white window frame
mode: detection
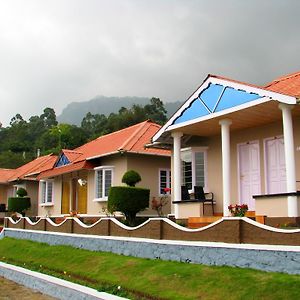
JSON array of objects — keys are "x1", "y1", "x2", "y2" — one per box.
[
  {"x1": 94, "y1": 166, "x2": 114, "y2": 202},
  {"x1": 39, "y1": 180, "x2": 54, "y2": 206},
  {"x1": 159, "y1": 168, "x2": 171, "y2": 196},
  {"x1": 181, "y1": 147, "x2": 208, "y2": 192}
]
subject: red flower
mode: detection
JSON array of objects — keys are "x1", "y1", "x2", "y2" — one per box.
[{"x1": 163, "y1": 187, "x2": 171, "y2": 193}]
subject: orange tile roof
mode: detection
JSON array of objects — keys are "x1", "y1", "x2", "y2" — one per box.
[
  {"x1": 61, "y1": 149, "x2": 83, "y2": 163},
  {"x1": 9, "y1": 154, "x2": 57, "y2": 182},
  {"x1": 38, "y1": 160, "x2": 94, "y2": 179},
  {"x1": 38, "y1": 121, "x2": 170, "y2": 178},
  {"x1": 264, "y1": 71, "x2": 300, "y2": 97},
  {"x1": 0, "y1": 169, "x2": 16, "y2": 184},
  {"x1": 209, "y1": 74, "x2": 262, "y2": 89},
  {"x1": 74, "y1": 120, "x2": 170, "y2": 161}
]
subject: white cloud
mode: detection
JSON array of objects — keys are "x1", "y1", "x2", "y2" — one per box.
[{"x1": 0, "y1": 0, "x2": 299, "y2": 126}]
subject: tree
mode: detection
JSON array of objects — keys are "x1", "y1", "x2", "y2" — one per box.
[
  {"x1": 10, "y1": 113, "x2": 26, "y2": 126},
  {"x1": 144, "y1": 97, "x2": 167, "y2": 125},
  {"x1": 122, "y1": 170, "x2": 141, "y2": 187},
  {"x1": 108, "y1": 170, "x2": 149, "y2": 226},
  {"x1": 40, "y1": 107, "x2": 58, "y2": 128}
]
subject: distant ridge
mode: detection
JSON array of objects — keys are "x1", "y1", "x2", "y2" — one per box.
[{"x1": 57, "y1": 95, "x2": 183, "y2": 125}]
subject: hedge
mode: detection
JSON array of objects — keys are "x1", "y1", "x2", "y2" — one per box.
[
  {"x1": 8, "y1": 197, "x2": 31, "y2": 215},
  {"x1": 108, "y1": 186, "x2": 149, "y2": 226}
]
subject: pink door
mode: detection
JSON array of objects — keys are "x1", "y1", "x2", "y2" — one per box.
[
  {"x1": 238, "y1": 141, "x2": 261, "y2": 210},
  {"x1": 265, "y1": 138, "x2": 286, "y2": 194}
]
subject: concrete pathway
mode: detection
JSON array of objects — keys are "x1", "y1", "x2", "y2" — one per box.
[{"x1": 0, "y1": 276, "x2": 56, "y2": 300}]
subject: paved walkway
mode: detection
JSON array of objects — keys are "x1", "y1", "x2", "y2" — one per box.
[{"x1": 0, "y1": 276, "x2": 56, "y2": 299}]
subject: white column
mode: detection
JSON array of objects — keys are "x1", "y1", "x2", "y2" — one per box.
[
  {"x1": 279, "y1": 103, "x2": 298, "y2": 217},
  {"x1": 219, "y1": 119, "x2": 232, "y2": 217},
  {"x1": 171, "y1": 131, "x2": 183, "y2": 219}
]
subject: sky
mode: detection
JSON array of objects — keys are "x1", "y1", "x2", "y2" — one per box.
[{"x1": 0, "y1": 0, "x2": 299, "y2": 126}]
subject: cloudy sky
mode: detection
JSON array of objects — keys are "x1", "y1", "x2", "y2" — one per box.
[{"x1": 0, "y1": 0, "x2": 299, "y2": 126}]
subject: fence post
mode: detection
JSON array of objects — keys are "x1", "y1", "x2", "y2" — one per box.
[
  {"x1": 43, "y1": 218, "x2": 47, "y2": 232},
  {"x1": 107, "y1": 218, "x2": 111, "y2": 236},
  {"x1": 70, "y1": 218, "x2": 74, "y2": 234},
  {"x1": 160, "y1": 219, "x2": 164, "y2": 240}
]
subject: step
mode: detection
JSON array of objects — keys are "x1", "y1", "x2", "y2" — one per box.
[{"x1": 188, "y1": 216, "x2": 222, "y2": 228}]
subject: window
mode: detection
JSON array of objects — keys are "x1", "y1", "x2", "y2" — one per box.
[
  {"x1": 55, "y1": 154, "x2": 70, "y2": 167},
  {"x1": 40, "y1": 180, "x2": 54, "y2": 204},
  {"x1": 95, "y1": 167, "x2": 113, "y2": 200},
  {"x1": 159, "y1": 169, "x2": 171, "y2": 195},
  {"x1": 181, "y1": 148, "x2": 207, "y2": 191}
]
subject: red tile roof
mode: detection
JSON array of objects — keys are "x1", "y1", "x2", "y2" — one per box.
[
  {"x1": 38, "y1": 160, "x2": 94, "y2": 179},
  {"x1": 8, "y1": 154, "x2": 57, "y2": 182},
  {"x1": 74, "y1": 120, "x2": 170, "y2": 161},
  {"x1": 0, "y1": 169, "x2": 16, "y2": 184},
  {"x1": 264, "y1": 71, "x2": 300, "y2": 97},
  {"x1": 209, "y1": 74, "x2": 262, "y2": 89},
  {"x1": 61, "y1": 149, "x2": 83, "y2": 163},
  {"x1": 38, "y1": 120, "x2": 170, "y2": 178}
]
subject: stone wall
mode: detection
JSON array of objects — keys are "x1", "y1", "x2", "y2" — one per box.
[{"x1": 3, "y1": 228, "x2": 300, "y2": 275}]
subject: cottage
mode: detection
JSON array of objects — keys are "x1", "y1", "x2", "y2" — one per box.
[
  {"x1": 38, "y1": 120, "x2": 171, "y2": 217},
  {"x1": 0, "y1": 154, "x2": 56, "y2": 216}
]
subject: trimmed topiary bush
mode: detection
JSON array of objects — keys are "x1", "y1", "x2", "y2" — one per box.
[
  {"x1": 16, "y1": 187, "x2": 28, "y2": 197},
  {"x1": 8, "y1": 197, "x2": 31, "y2": 216},
  {"x1": 108, "y1": 186, "x2": 149, "y2": 226},
  {"x1": 122, "y1": 170, "x2": 141, "y2": 187}
]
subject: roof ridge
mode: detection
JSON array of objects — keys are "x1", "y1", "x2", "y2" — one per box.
[
  {"x1": 62, "y1": 149, "x2": 83, "y2": 154},
  {"x1": 264, "y1": 71, "x2": 300, "y2": 88},
  {"x1": 128, "y1": 122, "x2": 161, "y2": 151},
  {"x1": 98, "y1": 121, "x2": 146, "y2": 140},
  {"x1": 74, "y1": 121, "x2": 147, "y2": 152},
  {"x1": 209, "y1": 74, "x2": 262, "y2": 89},
  {"x1": 9, "y1": 154, "x2": 55, "y2": 180},
  {"x1": 118, "y1": 120, "x2": 150, "y2": 150}
]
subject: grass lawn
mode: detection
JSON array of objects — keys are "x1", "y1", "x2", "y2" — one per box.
[{"x1": 0, "y1": 237, "x2": 299, "y2": 300}]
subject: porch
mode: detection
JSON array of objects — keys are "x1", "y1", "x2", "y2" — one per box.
[{"x1": 152, "y1": 75, "x2": 300, "y2": 220}]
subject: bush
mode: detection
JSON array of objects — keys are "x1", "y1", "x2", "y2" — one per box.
[
  {"x1": 8, "y1": 197, "x2": 31, "y2": 216},
  {"x1": 16, "y1": 187, "x2": 28, "y2": 197},
  {"x1": 108, "y1": 186, "x2": 149, "y2": 226},
  {"x1": 122, "y1": 170, "x2": 141, "y2": 187}
]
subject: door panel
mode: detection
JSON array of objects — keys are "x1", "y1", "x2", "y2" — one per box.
[
  {"x1": 238, "y1": 141, "x2": 261, "y2": 210},
  {"x1": 266, "y1": 138, "x2": 286, "y2": 194},
  {"x1": 77, "y1": 183, "x2": 87, "y2": 214},
  {"x1": 61, "y1": 181, "x2": 70, "y2": 214}
]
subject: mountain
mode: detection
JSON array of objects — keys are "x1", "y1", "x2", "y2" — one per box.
[{"x1": 57, "y1": 96, "x2": 183, "y2": 125}]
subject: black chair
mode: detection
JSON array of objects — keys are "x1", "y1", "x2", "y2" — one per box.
[
  {"x1": 181, "y1": 186, "x2": 190, "y2": 200},
  {"x1": 194, "y1": 186, "x2": 214, "y2": 215},
  {"x1": 0, "y1": 204, "x2": 6, "y2": 212}
]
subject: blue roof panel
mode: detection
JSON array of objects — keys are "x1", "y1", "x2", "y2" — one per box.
[{"x1": 173, "y1": 98, "x2": 209, "y2": 125}]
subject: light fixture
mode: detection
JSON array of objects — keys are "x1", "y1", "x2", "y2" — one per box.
[{"x1": 78, "y1": 179, "x2": 87, "y2": 186}]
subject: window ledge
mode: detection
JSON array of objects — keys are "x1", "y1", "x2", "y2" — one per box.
[
  {"x1": 40, "y1": 203, "x2": 54, "y2": 207},
  {"x1": 93, "y1": 198, "x2": 108, "y2": 203}
]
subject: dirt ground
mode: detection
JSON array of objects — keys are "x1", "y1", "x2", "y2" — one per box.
[{"x1": 0, "y1": 276, "x2": 56, "y2": 300}]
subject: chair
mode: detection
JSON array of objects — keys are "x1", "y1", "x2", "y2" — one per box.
[
  {"x1": 0, "y1": 204, "x2": 6, "y2": 212},
  {"x1": 194, "y1": 186, "x2": 214, "y2": 215},
  {"x1": 181, "y1": 186, "x2": 190, "y2": 201}
]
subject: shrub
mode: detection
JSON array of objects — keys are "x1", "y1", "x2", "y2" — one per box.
[
  {"x1": 108, "y1": 186, "x2": 149, "y2": 226},
  {"x1": 8, "y1": 197, "x2": 31, "y2": 216},
  {"x1": 122, "y1": 170, "x2": 141, "y2": 187},
  {"x1": 16, "y1": 187, "x2": 28, "y2": 197}
]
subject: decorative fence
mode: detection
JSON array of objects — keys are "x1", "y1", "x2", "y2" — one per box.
[{"x1": 4, "y1": 217, "x2": 300, "y2": 246}]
